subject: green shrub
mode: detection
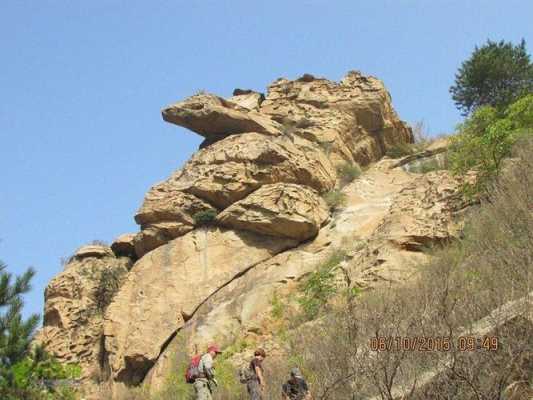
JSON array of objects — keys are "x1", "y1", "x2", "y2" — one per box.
[
  {"x1": 385, "y1": 142, "x2": 415, "y2": 158},
  {"x1": 298, "y1": 250, "x2": 347, "y2": 320},
  {"x1": 336, "y1": 163, "x2": 361, "y2": 186},
  {"x1": 449, "y1": 94, "x2": 533, "y2": 193},
  {"x1": 270, "y1": 292, "x2": 285, "y2": 319},
  {"x1": 0, "y1": 347, "x2": 81, "y2": 400},
  {"x1": 192, "y1": 209, "x2": 218, "y2": 226},
  {"x1": 323, "y1": 190, "x2": 347, "y2": 212}
]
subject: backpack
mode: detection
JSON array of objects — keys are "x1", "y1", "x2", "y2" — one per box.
[
  {"x1": 238, "y1": 364, "x2": 255, "y2": 384},
  {"x1": 185, "y1": 354, "x2": 202, "y2": 384}
]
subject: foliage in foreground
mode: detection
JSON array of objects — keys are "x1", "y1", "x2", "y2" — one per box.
[
  {"x1": 0, "y1": 346, "x2": 81, "y2": 400},
  {"x1": 450, "y1": 39, "x2": 533, "y2": 115}
]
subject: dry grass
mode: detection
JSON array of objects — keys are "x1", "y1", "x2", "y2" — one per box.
[{"x1": 281, "y1": 137, "x2": 533, "y2": 399}]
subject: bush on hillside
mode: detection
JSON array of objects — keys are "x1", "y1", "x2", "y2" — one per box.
[
  {"x1": 283, "y1": 137, "x2": 533, "y2": 399},
  {"x1": 448, "y1": 94, "x2": 533, "y2": 192},
  {"x1": 385, "y1": 142, "x2": 415, "y2": 158},
  {"x1": 336, "y1": 162, "x2": 361, "y2": 186},
  {"x1": 322, "y1": 190, "x2": 347, "y2": 212},
  {"x1": 298, "y1": 250, "x2": 347, "y2": 320}
]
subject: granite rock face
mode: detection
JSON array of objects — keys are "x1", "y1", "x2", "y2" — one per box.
[
  {"x1": 259, "y1": 71, "x2": 413, "y2": 166},
  {"x1": 103, "y1": 227, "x2": 297, "y2": 384},
  {"x1": 34, "y1": 245, "x2": 131, "y2": 381},
  {"x1": 39, "y1": 71, "x2": 431, "y2": 396},
  {"x1": 217, "y1": 183, "x2": 329, "y2": 241}
]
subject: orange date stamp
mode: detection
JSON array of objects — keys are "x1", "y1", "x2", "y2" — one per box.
[{"x1": 369, "y1": 336, "x2": 498, "y2": 352}]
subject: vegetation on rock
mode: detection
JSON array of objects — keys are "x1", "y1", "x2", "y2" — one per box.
[{"x1": 192, "y1": 209, "x2": 218, "y2": 226}]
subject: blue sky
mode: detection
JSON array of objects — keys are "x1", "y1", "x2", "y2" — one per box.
[{"x1": 1, "y1": 0, "x2": 532, "y2": 320}]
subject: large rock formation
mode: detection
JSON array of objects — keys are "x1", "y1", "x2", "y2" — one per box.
[
  {"x1": 259, "y1": 71, "x2": 413, "y2": 165},
  {"x1": 216, "y1": 183, "x2": 329, "y2": 241},
  {"x1": 161, "y1": 93, "x2": 282, "y2": 142},
  {"x1": 133, "y1": 71, "x2": 412, "y2": 256},
  {"x1": 104, "y1": 227, "x2": 297, "y2": 384},
  {"x1": 144, "y1": 157, "x2": 472, "y2": 392},
  {"x1": 38, "y1": 71, "x2": 435, "y2": 397},
  {"x1": 34, "y1": 245, "x2": 132, "y2": 381}
]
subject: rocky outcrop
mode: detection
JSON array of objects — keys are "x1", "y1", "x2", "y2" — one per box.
[
  {"x1": 228, "y1": 89, "x2": 264, "y2": 110},
  {"x1": 38, "y1": 71, "x2": 423, "y2": 395},
  {"x1": 110, "y1": 234, "x2": 136, "y2": 259},
  {"x1": 161, "y1": 93, "x2": 281, "y2": 142},
  {"x1": 133, "y1": 132, "x2": 336, "y2": 253},
  {"x1": 217, "y1": 183, "x2": 329, "y2": 241},
  {"x1": 144, "y1": 156, "x2": 471, "y2": 391},
  {"x1": 166, "y1": 132, "x2": 336, "y2": 208},
  {"x1": 373, "y1": 170, "x2": 472, "y2": 251},
  {"x1": 133, "y1": 186, "x2": 216, "y2": 257},
  {"x1": 103, "y1": 227, "x2": 297, "y2": 384},
  {"x1": 259, "y1": 71, "x2": 413, "y2": 166},
  {"x1": 34, "y1": 245, "x2": 131, "y2": 381}
]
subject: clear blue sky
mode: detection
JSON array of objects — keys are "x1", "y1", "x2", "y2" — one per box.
[{"x1": 1, "y1": 1, "x2": 532, "y2": 320}]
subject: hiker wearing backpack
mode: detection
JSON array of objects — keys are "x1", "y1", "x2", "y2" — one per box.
[
  {"x1": 281, "y1": 367, "x2": 311, "y2": 400},
  {"x1": 244, "y1": 348, "x2": 267, "y2": 399},
  {"x1": 187, "y1": 344, "x2": 223, "y2": 400}
]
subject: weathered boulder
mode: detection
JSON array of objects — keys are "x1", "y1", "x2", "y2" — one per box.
[
  {"x1": 103, "y1": 227, "x2": 297, "y2": 384},
  {"x1": 228, "y1": 89, "x2": 264, "y2": 110},
  {"x1": 72, "y1": 244, "x2": 114, "y2": 260},
  {"x1": 133, "y1": 184, "x2": 216, "y2": 257},
  {"x1": 259, "y1": 71, "x2": 413, "y2": 166},
  {"x1": 110, "y1": 234, "x2": 136, "y2": 260},
  {"x1": 161, "y1": 93, "x2": 281, "y2": 143},
  {"x1": 217, "y1": 183, "x2": 329, "y2": 241},
  {"x1": 373, "y1": 170, "x2": 472, "y2": 250},
  {"x1": 34, "y1": 247, "x2": 131, "y2": 381},
  {"x1": 165, "y1": 132, "x2": 336, "y2": 209}
]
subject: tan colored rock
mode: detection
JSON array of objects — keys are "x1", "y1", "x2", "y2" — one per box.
[
  {"x1": 103, "y1": 227, "x2": 297, "y2": 383},
  {"x1": 161, "y1": 93, "x2": 281, "y2": 143},
  {"x1": 133, "y1": 183, "x2": 216, "y2": 256},
  {"x1": 260, "y1": 71, "x2": 413, "y2": 166},
  {"x1": 169, "y1": 132, "x2": 336, "y2": 208},
  {"x1": 373, "y1": 170, "x2": 470, "y2": 250},
  {"x1": 73, "y1": 244, "x2": 114, "y2": 260},
  {"x1": 110, "y1": 234, "x2": 136, "y2": 259},
  {"x1": 228, "y1": 89, "x2": 264, "y2": 110},
  {"x1": 35, "y1": 249, "x2": 131, "y2": 381},
  {"x1": 217, "y1": 183, "x2": 329, "y2": 241},
  {"x1": 144, "y1": 162, "x2": 473, "y2": 392}
]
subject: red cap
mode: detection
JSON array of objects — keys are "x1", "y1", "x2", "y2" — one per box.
[{"x1": 207, "y1": 344, "x2": 222, "y2": 354}]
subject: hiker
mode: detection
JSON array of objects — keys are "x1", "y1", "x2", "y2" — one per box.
[
  {"x1": 246, "y1": 348, "x2": 267, "y2": 399},
  {"x1": 281, "y1": 367, "x2": 311, "y2": 400},
  {"x1": 193, "y1": 344, "x2": 223, "y2": 400}
]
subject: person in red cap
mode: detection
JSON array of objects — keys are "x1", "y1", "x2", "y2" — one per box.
[{"x1": 194, "y1": 343, "x2": 223, "y2": 400}]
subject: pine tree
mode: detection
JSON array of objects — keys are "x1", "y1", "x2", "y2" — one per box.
[
  {"x1": 0, "y1": 260, "x2": 40, "y2": 369},
  {"x1": 450, "y1": 39, "x2": 533, "y2": 115}
]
